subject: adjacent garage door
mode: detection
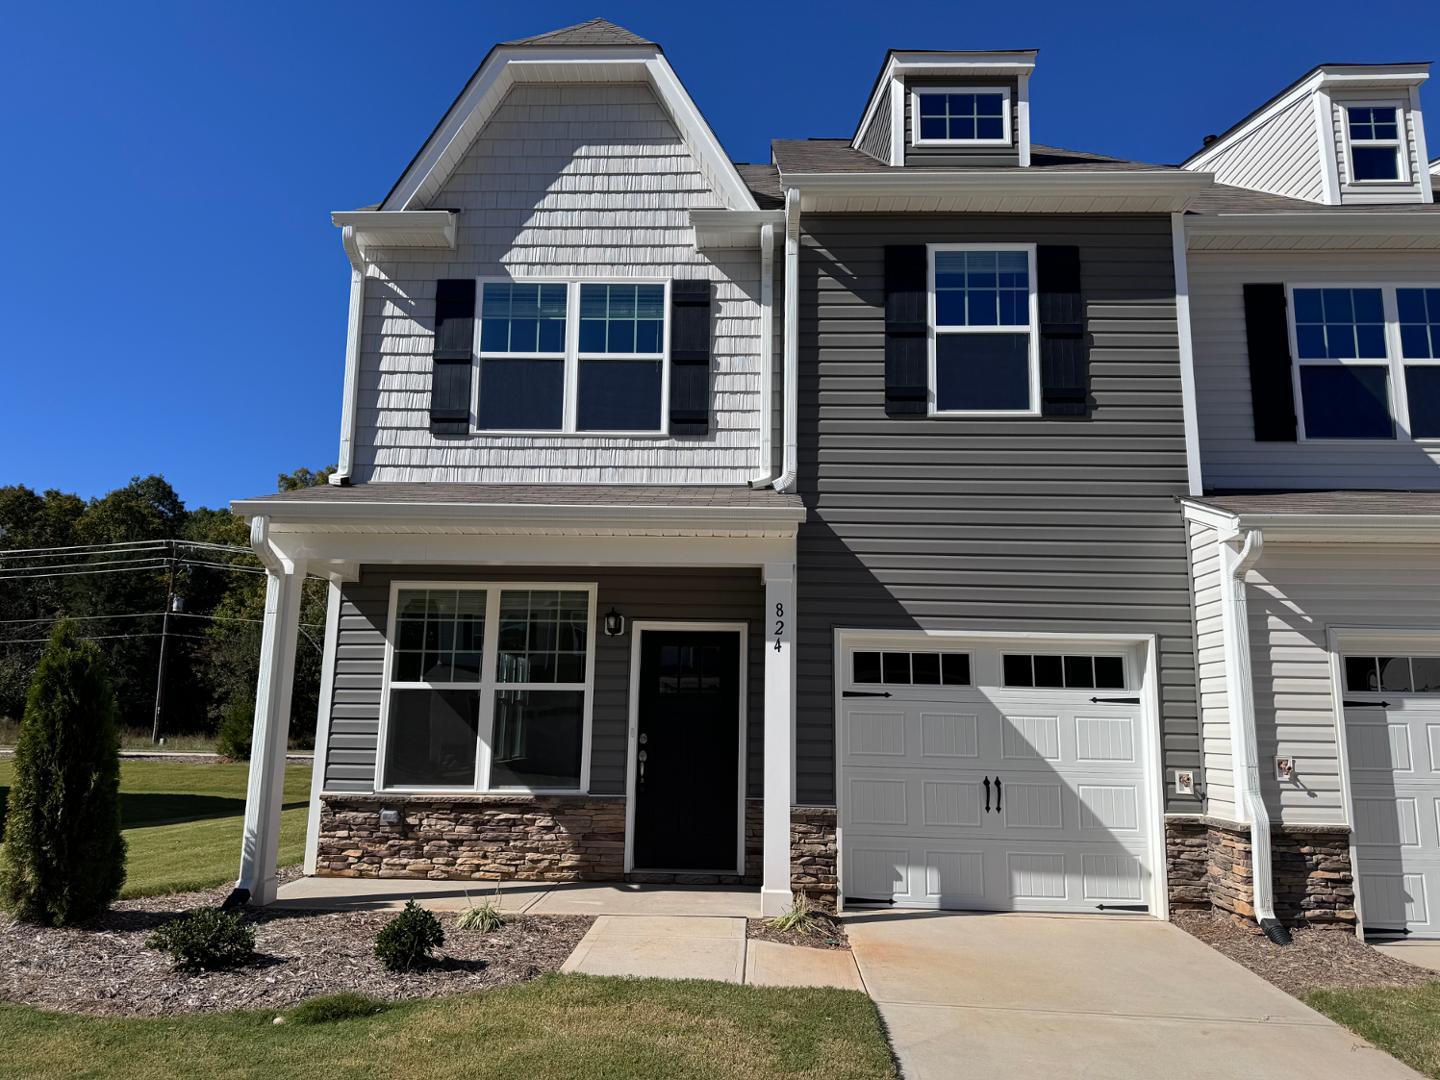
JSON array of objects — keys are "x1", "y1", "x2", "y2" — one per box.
[
  {"x1": 839, "y1": 636, "x2": 1157, "y2": 913},
  {"x1": 1343, "y1": 652, "x2": 1440, "y2": 939}
]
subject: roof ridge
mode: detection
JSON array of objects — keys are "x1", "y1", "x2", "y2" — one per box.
[{"x1": 502, "y1": 17, "x2": 655, "y2": 48}]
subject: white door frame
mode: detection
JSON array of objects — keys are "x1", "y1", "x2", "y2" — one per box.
[
  {"x1": 1327, "y1": 624, "x2": 1440, "y2": 942},
  {"x1": 624, "y1": 620, "x2": 749, "y2": 876},
  {"x1": 832, "y1": 627, "x2": 1169, "y2": 918}
]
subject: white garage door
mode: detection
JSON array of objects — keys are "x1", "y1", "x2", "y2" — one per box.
[
  {"x1": 839, "y1": 638, "x2": 1156, "y2": 913},
  {"x1": 1343, "y1": 652, "x2": 1440, "y2": 939}
]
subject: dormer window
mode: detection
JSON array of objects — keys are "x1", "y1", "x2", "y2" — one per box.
[
  {"x1": 913, "y1": 87, "x2": 1011, "y2": 146},
  {"x1": 1344, "y1": 105, "x2": 1407, "y2": 182}
]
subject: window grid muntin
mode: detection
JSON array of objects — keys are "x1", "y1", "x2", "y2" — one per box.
[
  {"x1": 474, "y1": 278, "x2": 670, "y2": 435},
  {"x1": 1001, "y1": 653, "x2": 1127, "y2": 690},
  {"x1": 917, "y1": 92, "x2": 1006, "y2": 142},
  {"x1": 1345, "y1": 105, "x2": 1403, "y2": 183},
  {"x1": 928, "y1": 244, "x2": 1039, "y2": 416},
  {"x1": 851, "y1": 650, "x2": 972, "y2": 687},
  {"x1": 1343, "y1": 654, "x2": 1440, "y2": 695},
  {"x1": 479, "y1": 282, "x2": 568, "y2": 356},
  {"x1": 912, "y1": 85, "x2": 1011, "y2": 145},
  {"x1": 1287, "y1": 283, "x2": 1440, "y2": 442},
  {"x1": 380, "y1": 582, "x2": 595, "y2": 794}
]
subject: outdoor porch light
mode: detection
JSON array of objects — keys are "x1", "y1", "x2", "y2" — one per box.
[{"x1": 602, "y1": 607, "x2": 626, "y2": 637}]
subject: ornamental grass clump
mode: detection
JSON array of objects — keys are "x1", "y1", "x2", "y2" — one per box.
[
  {"x1": 456, "y1": 890, "x2": 506, "y2": 933},
  {"x1": 146, "y1": 907, "x2": 256, "y2": 973},
  {"x1": 767, "y1": 892, "x2": 826, "y2": 936},
  {"x1": 0, "y1": 622, "x2": 126, "y2": 926},
  {"x1": 374, "y1": 899, "x2": 445, "y2": 971}
]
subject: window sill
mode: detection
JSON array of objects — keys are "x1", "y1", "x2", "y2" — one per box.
[
  {"x1": 468, "y1": 429, "x2": 672, "y2": 439},
  {"x1": 912, "y1": 138, "x2": 1013, "y2": 149},
  {"x1": 928, "y1": 409, "x2": 1042, "y2": 419}
]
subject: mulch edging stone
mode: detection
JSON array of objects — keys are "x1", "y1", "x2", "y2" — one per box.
[
  {"x1": 1173, "y1": 910, "x2": 1436, "y2": 998},
  {"x1": 0, "y1": 874, "x2": 592, "y2": 1016}
]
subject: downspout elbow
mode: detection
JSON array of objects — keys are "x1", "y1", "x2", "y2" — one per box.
[
  {"x1": 772, "y1": 188, "x2": 800, "y2": 493},
  {"x1": 1228, "y1": 528, "x2": 1291, "y2": 945}
]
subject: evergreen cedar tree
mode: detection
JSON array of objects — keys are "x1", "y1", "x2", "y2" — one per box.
[{"x1": 0, "y1": 621, "x2": 126, "y2": 925}]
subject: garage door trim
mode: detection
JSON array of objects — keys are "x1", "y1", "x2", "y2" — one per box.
[
  {"x1": 832, "y1": 628, "x2": 1169, "y2": 919},
  {"x1": 1330, "y1": 625, "x2": 1440, "y2": 942}
]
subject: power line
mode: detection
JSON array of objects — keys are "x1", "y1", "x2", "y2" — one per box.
[
  {"x1": 0, "y1": 538, "x2": 253, "y2": 559},
  {"x1": 0, "y1": 632, "x2": 213, "y2": 645}
]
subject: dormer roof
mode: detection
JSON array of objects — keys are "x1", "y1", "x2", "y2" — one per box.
[{"x1": 502, "y1": 17, "x2": 655, "y2": 48}]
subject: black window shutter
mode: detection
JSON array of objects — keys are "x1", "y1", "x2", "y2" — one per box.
[
  {"x1": 1242, "y1": 283, "x2": 1298, "y2": 442},
  {"x1": 669, "y1": 279, "x2": 711, "y2": 436},
  {"x1": 430, "y1": 279, "x2": 476, "y2": 435},
  {"x1": 1037, "y1": 245, "x2": 1089, "y2": 417},
  {"x1": 884, "y1": 245, "x2": 928, "y2": 416}
]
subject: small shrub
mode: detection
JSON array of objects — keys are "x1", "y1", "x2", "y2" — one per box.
[
  {"x1": 456, "y1": 893, "x2": 506, "y2": 934},
  {"x1": 767, "y1": 892, "x2": 825, "y2": 936},
  {"x1": 146, "y1": 907, "x2": 256, "y2": 973},
  {"x1": 0, "y1": 622, "x2": 126, "y2": 925},
  {"x1": 289, "y1": 992, "x2": 390, "y2": 1025},
  {"x1": 215, "y1": 690, "x2": 254, "y2": 761},
  {"x1": 374, "y1": 899, "x2": 444, "y2": 971}
]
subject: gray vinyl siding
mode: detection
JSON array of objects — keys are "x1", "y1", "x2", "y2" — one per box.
[
  {"x1": 795, "y1": 214, "x2": 1198, "y2": 810},
  {"x1": 1188, "y1": 93, "x2": 1326, "y2": 203},
  {"x1": 1188, "y1": 522, "x2": 1236, "y2": 820},
  {"x1": 903, "y1": 77, "x2": 1021, "y2": 168},
  {"x1": 323, "y1": 565, "x2": 765, "y2": 798},
  {"x1": 856, "y1": 83, "x2": 892, "y2": 163},
  {"x1": 1189, "y1": 249, "x2": 1440, "y2": 489}
]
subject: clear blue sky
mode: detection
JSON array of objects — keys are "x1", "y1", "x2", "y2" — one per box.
[{"x1": 2, "y1": 1, "x2": 1433, "y2": 509}]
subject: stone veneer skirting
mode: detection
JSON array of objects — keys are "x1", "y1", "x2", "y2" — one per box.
[
  {"x1": 317, "y1": 794, "x2": 827, "y2": 893},
  {"x1": 1165, "y1": 815, "x2": 1355, "y2": 930}
]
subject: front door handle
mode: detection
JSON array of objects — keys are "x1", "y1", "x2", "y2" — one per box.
[
  {"x1": 983, "y1": 776, "x2": 991, "y2": 813},
  {"x1": 994, "y1": 777, "x2": 1002, "y2": 814},
  {"x1": 638, "y1": 749, "x2": 647, "y2": 784}
]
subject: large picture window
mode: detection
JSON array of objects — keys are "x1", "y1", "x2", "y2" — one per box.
[
  {"x1": 929, "y1": 244, "x2": 1038, "y2": 415},
  {"x1": 379, "y1": 583, "x2": 595, "y2": 792},
  {"x1": 1287, "y1": 284, "x2": 1440, "y2": 441},
  {"x1": 476, "y1": 279, "x2": 670, "y2": 434}
]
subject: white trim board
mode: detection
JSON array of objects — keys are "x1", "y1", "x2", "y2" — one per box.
[{"x1": 623, "y1": 620, "x2": 749, "y2": 877}]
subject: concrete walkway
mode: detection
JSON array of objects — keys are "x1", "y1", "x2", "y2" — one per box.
[
  {"x1": 845, "y1": 911, "x2": 1422, "y2": 1080},
  {"x1": 1375, "y1": 940, "x2": 1440, "y2": 972}
]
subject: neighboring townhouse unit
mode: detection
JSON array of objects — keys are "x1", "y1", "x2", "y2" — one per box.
[{"x1": 1177, "y1": 64, "x2": 1440, "y2": 940}]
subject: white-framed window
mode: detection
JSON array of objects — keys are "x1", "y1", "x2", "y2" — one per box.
[
  {"x1": 475, "y1": 278, "x2": 670, "y2": 435},
  {"x1": 911, "y1": 86, "x2": 1011, "y2": 147},
  {"x1": 376, "y1": 582, "x2": 596, "y2": 793},
  {"x1": 927, "y1": 243, "x2": 1040, "y2": 416},
  {"x1": 1341, "y1": 103, "x2": 1409, "y2": 184},
  {"x1": 1286, "y1": 284, "x2": 1440, "y2": 440}
]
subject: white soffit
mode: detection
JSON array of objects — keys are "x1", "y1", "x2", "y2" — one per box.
[
  {"x1": 1180, "y1": 498, "x2": 1440, "y2": 543},
  {"x1": 329, "y1": 211, "x2": 457, "y2": 253},
  {"x1": 380, "y1": 45, "x2": 758, "y2": 213},
  {"x1": 689, "y1": 209, "x2": 786, "y2": 249}
]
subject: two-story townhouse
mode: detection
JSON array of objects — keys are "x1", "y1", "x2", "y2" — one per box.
[
  {"x1": 228, "y1": 20, "x2": 804, "y2": 914},
  {"x1": 1177, "y1": 65, "x2": 1440, "y2": 941},
  {"x1": 229, "y1": 21, "x2": 1229, "y2": 923}
]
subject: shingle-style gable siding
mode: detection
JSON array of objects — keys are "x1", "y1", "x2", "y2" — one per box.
[
  {"x1": 1195, "y1": 94, "x2": 1326, "y2": 203},
  {"x1": 1189, "y1": 249, "x2": 1440, "y2": 489},
  {"x1": 792, "y1": 214, "x2": 1199, "y2": 810},
  {"x1": 855, "y1": 83, "x2": 892, "y2": 163},
  {"x1": 353, "y1": 82, "x2": 765, "y2": 485}
]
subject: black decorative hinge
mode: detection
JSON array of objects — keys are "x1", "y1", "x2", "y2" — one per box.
[
  {"x1": 1089, "y1": 696, "x2": 1140, "y2": 704},
  {"x1": 1097, "y1": 904, "x2": 1148, "y2": 913},
  {"x1": 1343, "y1": 700, "x2": 1391, "y2": 708},
  {"x1": 844, "y1": 690, "x2": 892, "y2": 698}
]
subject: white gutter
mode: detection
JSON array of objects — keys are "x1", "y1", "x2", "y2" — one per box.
[
  {"x1": 749, "y1": 221, "x2": 778, "y2": 486},
  {"x1": 1170, "y1": 213, "x2": 1204, "y2": 496},
  {"x1": 772, "y1": 188, "x2": 800, "y2": 493},
  {"x1": 329, "y1": 225, "x2": 365, "y2": 486},
  {"x1": 1185, "y1": 213, "x2": 1440, "y2": 238},
  {"x1": 1220, "y1": 528, "x2": 1292, "y2": 945}
]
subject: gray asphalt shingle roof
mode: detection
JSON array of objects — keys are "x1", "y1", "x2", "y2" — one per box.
[
  {"x1": 1186, "y1": 182, "x2": 1440, "y2": 215},
  {"x1": 503, "y1": 18, "x2": 655, "y2": 48},
  {"x1": 1189, "y1": 490, "x2": 1440, "y2": 515},
  {"x1": 771, "y1": 139, "x2": 1172, "y2": 174},
  {"x1": 237, "y1": 483, "x2": 802, "y2": 511}
]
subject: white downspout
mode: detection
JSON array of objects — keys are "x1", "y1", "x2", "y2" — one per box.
[
  {"x1": 749, "y1": 221, "x2": 778, "y2": 486},
  {"x1": 1222, "y1": 527, "x2": 1292, "y2": 945},
  {"x1": 772, "y1": 187, "x2": 800, "y2": 493},
  {"x1": 329, "y1": 225, "x2": 366, "y2": 486}
]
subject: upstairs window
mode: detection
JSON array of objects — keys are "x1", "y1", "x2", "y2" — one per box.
[
  {"x1": 929, "y1": 245, "x2": 1038, "y2": 414},
  {"x1": 912, "y1": 87, "x2": 1010, "y2": 146},
  {"x1": 1344, "y1": 105, "x2": 1405, "y2": 183},
  {"x1": 1288, "y1": 284, "x2": 1440, "y2": 441},
  {"x1": 476, "y1": 279, "x2": 669, "y2": 434}
]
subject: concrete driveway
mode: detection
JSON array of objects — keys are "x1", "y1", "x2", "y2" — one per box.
[{"x1": 845, "y1": 911, "x2": 1422, "y2": 1080}]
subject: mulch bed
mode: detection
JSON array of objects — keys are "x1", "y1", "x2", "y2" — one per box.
[
  {"x1": 746, "y1": 915, "x2": 850, "y2": 951},
  {"x1": 0, "y1": 873, "x2": 593, "y2": 1017},
  {"x1": 1174, "y1": 910, "x2": 1438, "y2": 998}
]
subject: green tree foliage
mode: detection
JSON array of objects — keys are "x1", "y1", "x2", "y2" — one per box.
[{"x1": 0, "y1": 622, "x2": 126, "y2": 925}]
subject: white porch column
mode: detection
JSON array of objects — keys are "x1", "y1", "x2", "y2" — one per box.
[
  {"x1": 761, "y1": 560, "x2": 796, "y2": 916},
  {"x1": 235, "y1": 522, "x2": 307, "y2": 907}
]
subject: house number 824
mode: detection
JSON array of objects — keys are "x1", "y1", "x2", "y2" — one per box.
[{"x1": 773, "y1": 602, "x2": 784, "y2": 652}]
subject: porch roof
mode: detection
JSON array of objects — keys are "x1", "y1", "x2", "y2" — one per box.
[{"x1": 1180, "y1": 490, "x2": 1440, "y2": 543}]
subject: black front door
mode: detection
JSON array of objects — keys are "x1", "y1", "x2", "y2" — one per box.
[{"x1": 632, "y1": 630, "x2": 742, "y2": 871}]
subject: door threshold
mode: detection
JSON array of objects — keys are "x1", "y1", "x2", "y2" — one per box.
[{"x1": 629, "y1": 868, "x2": 745, "y2": 877}]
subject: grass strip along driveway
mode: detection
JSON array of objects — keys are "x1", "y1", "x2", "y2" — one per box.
[
  {"x1": 1307, "y1": 983, "x2": 1440, "y2": 1079},
  {"x1": 0, "y1": 973, "x2": 899, "y2": 1080},
  {"x1": 0, "y1": 760, "x2": 311, "y2": 898}
]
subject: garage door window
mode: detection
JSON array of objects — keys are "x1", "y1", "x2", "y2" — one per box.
[
  {"x1": 1345, "y1": 654, "x2": 1440, "y2": 694},
  {"x1": 852, "y1": 650, "x2": 971, "y2": 687},
  {"x1": 1003, "y1": 653, "x2": 1126, "y2": 690}
]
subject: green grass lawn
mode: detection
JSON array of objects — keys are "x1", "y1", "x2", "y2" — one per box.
[
  {"x1": 0, "y1": 760, "x2": 311, "y2": 898},
  {"x1": 1307, "y1": 983, "x2": 1440, "y2": 1079},
  {"x1": 0, "y1": 973, "x2": 898, "y2": 1080}
]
